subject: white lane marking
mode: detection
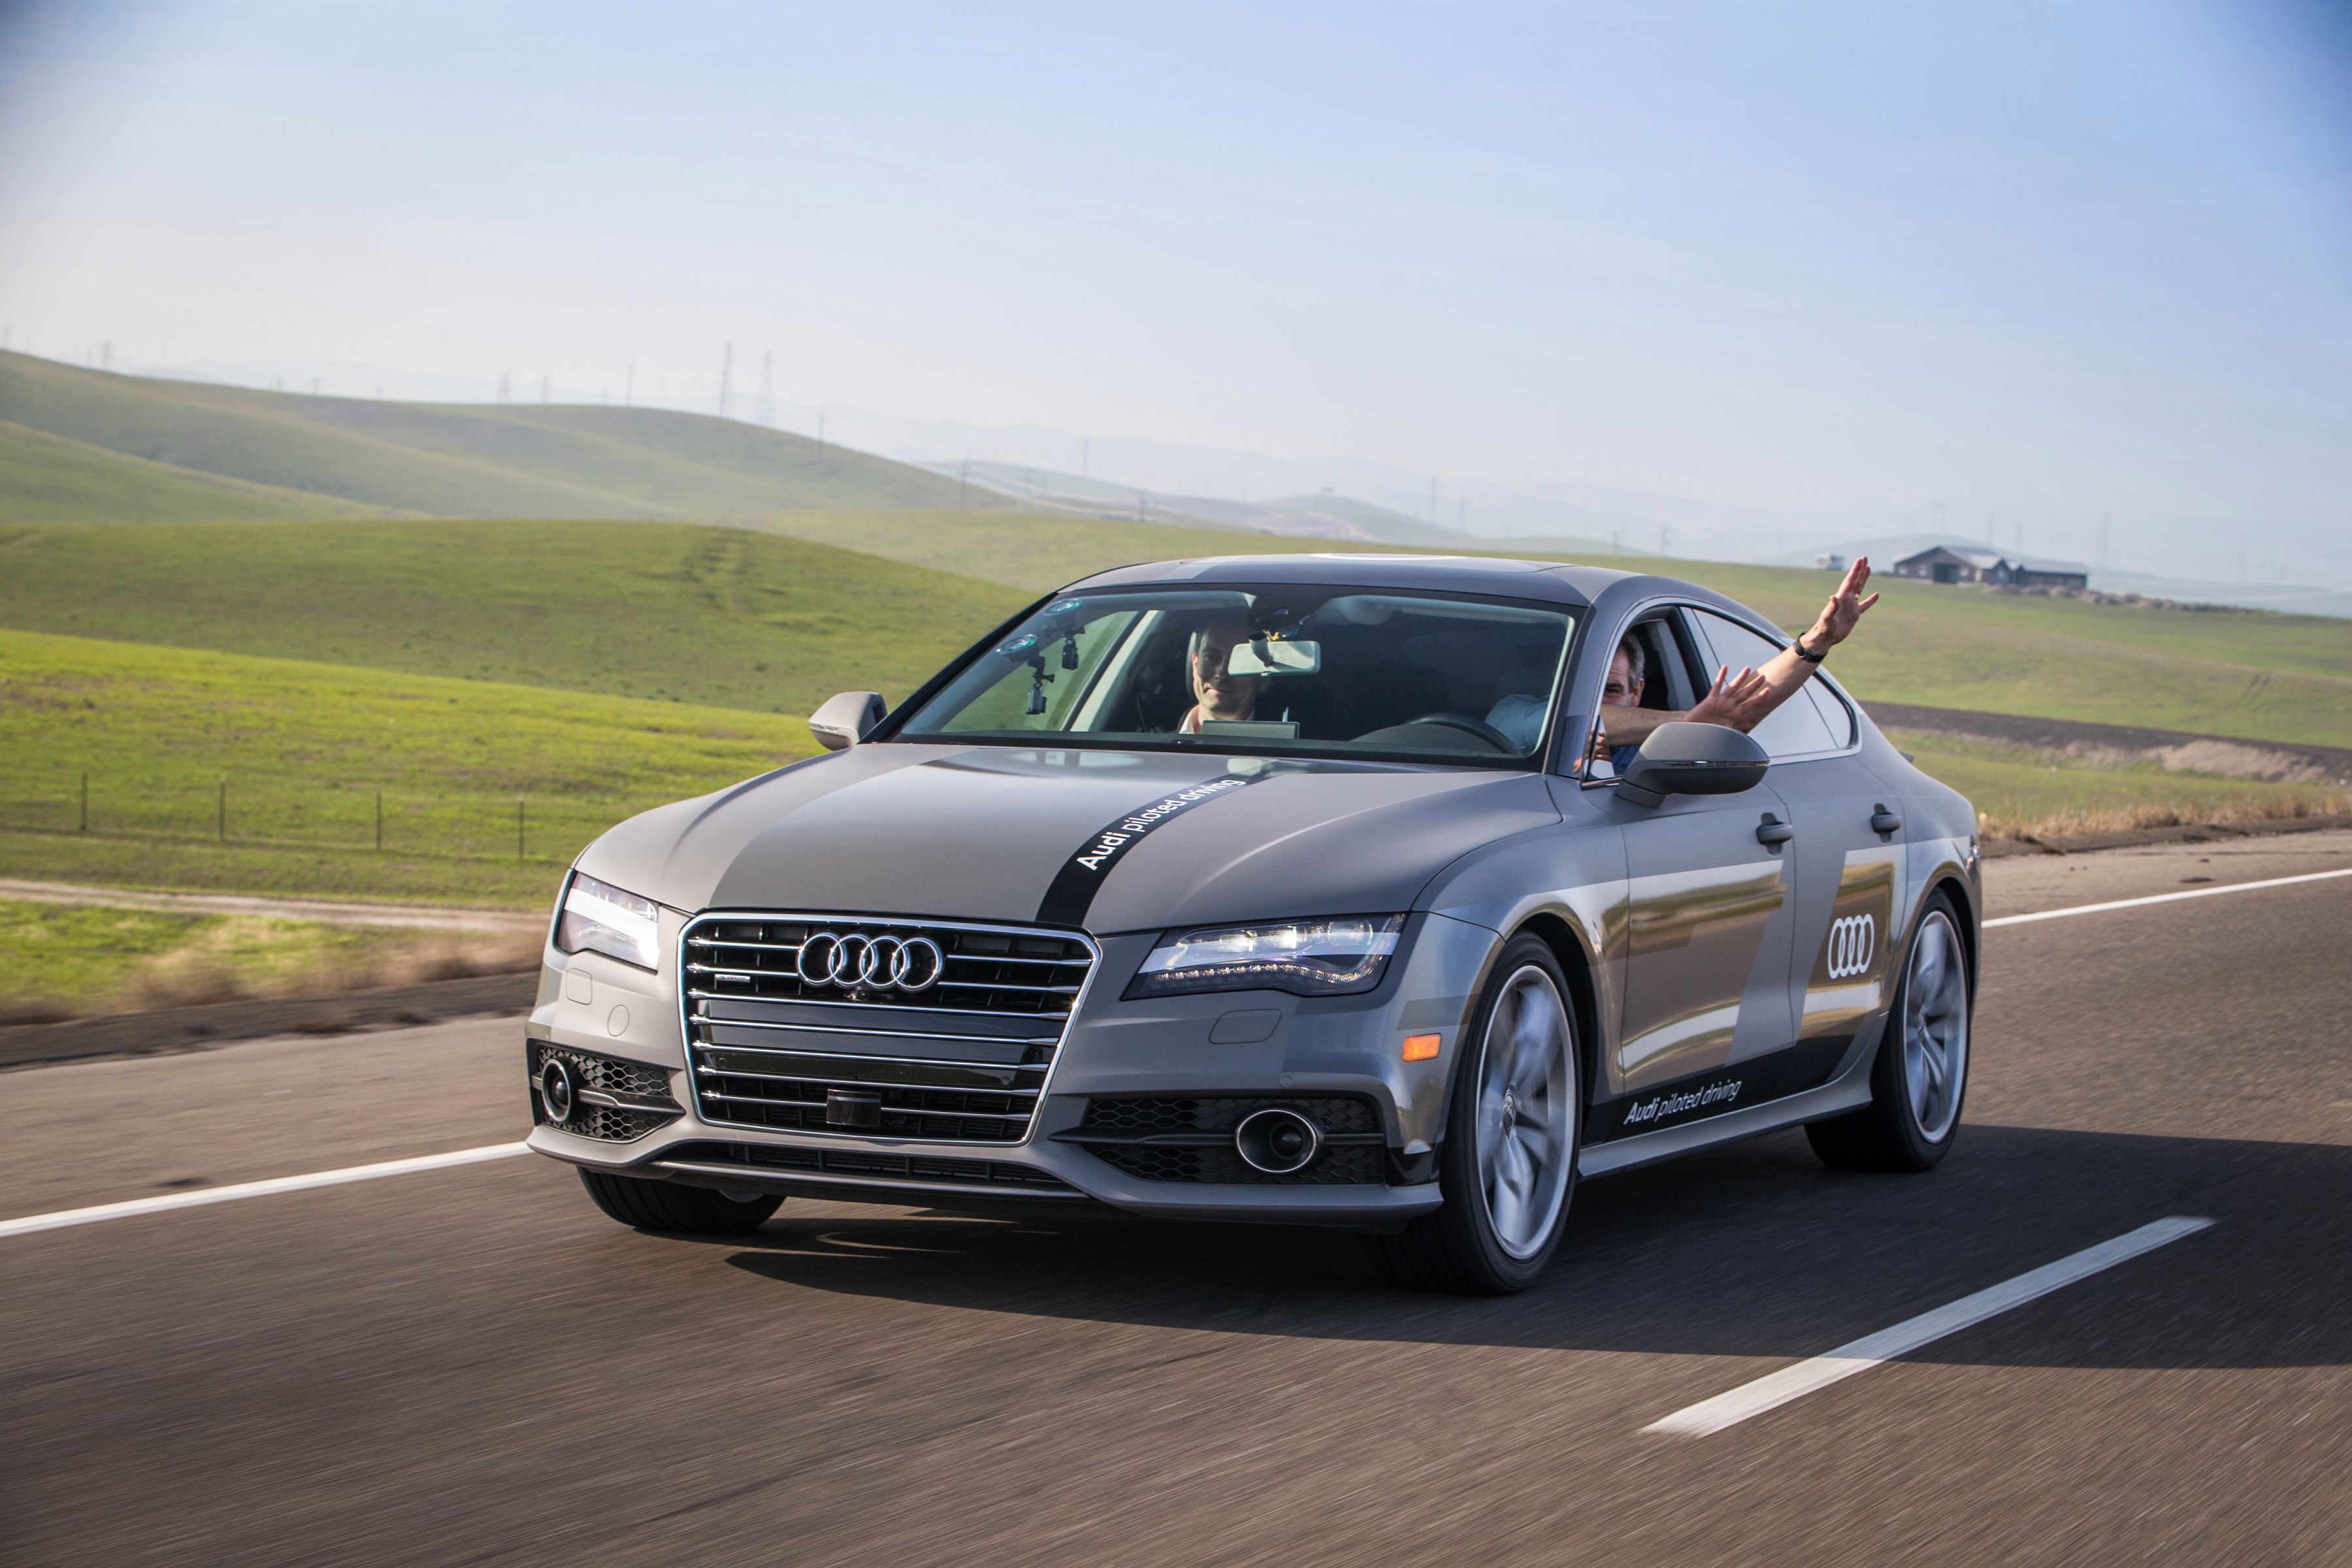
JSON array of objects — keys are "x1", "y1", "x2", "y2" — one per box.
[
  {"x1": 1643, "y1": 1216, "x2": 2213, "y2": 1437},
  {"x1": 0, "y1": 1142, "x2": 531, "y2": 1241},
  {"x1": 1986, "y1": 866, "x2": 2352, "y2": 929}
]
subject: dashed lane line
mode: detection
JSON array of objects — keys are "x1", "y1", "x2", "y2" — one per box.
[
  {"x1": 1984, "y1": 866, "x2": 2352, "y2": 928},
  {"x1": 1642, "y1": 1217, "x2": 2215, "y2": 1437},
  {"x1": 0, "y1": 1143, "x2": 531, "y2": 1240}
]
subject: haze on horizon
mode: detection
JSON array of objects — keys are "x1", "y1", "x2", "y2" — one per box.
[{"x1": 2, "y1": 1, "x2": 2349, "y2": 585}]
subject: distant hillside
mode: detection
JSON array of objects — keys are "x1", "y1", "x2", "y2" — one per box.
[
  {"x1": 940, "y1": 457, "x2": 1497, "y2": 546},
  {"x1": 0, "y1": 418, "x2": 413, "y2": 523},
  {"x1": 0, "y1": 351, "x2": 968, "y2": 521}
]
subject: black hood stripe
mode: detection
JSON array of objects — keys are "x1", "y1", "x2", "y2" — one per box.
[{"x1": 1035, "y1": 772, "x2": 1274, "y2": 927}]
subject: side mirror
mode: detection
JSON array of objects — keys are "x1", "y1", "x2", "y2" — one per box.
[
  {"x1": 1616, "y1": 721, "x2": 1768, "y2": 809},
  {"x1": 809, "y1": 691, "x2": 886, "y2": 752}
]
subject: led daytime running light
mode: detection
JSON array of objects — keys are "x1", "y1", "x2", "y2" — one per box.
[
  {"x1": 556, "y1": 873, "x2": 662, "y2": 970},
  {"x1": 1130, "y1": 915, "x2": 1405, "y2": 998}
]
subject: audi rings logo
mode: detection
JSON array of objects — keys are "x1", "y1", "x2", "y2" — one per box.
[
  {"x1": 1825, "y1": 914, "x2": 1876, "y2": 980},
  {"x1": 796, "y1": 931, "x2": 947, "y2": 993}
]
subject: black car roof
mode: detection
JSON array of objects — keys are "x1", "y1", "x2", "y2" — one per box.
[{"x1": 1063, "y1": 553, "x2": 1637, "y2": 607}]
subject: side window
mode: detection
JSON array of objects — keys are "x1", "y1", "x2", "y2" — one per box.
[
  {"x1": 1581, "y1": 612, "x2": 1703, "y2": 777},
  {"x1": 1806, "y1": 678, "x2": 1857, "y2": 747},
  {"x1": 1690, "y1": 610, "x2": 1839, "y2": 760}
]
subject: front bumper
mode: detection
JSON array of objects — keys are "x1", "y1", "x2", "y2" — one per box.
[{"x1": 526, "y1": 913, "x2": 1497, "y2": 1227}]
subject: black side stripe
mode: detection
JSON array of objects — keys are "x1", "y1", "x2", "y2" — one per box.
[{"x1": 1035, "y1": 773, "x2": 1268, "y2": 928}]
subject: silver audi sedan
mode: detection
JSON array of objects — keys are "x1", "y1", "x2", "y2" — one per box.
[{"x1": 526, "y1": 554, "x2": 1979, "y2": 1293}]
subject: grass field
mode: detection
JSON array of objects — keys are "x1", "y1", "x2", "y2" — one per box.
[
  {"x1": 0, "y1": 502, "x2": 2345, "y2": 931},
  {"x1": 0, "y1": 519, "x2": 1025, "y2": 713},
  {"x1": 0, "y1": 351, "x2": 970, "y2": 519},
  {"x1": 0, "y1": 897, "x2": 536, "y2": 1021},
  {"x1": 0, "y1": 626, "x2": 819, "y2": 904}
]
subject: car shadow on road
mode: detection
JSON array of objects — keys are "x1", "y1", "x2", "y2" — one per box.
[{"x1": 713, "y1": 1122, "x2": 2352, "y2": 1369}]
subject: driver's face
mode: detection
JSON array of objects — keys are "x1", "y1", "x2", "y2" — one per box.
[
  {"x1": 1602, "y1": 650, "x2": 1644, "y2": 708},
  {"x1": 1192, "y1": 623, "x2": 1266, "y2": 720}
]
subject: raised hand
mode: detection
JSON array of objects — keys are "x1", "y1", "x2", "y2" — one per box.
[
  {"x1": 1812, "y1": 556, "x2": 1881, "y2": 649},
  {"x1": 1688, "y1": 663, "x2": 1772, "y2": 731}
]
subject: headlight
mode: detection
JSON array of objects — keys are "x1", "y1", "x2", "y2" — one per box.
[
  {"x1": 555, "y1": 873, "x2": 661, "y2": 971},
  {"x1": 1127, "y1": 914, "x2": 1405, "y2": 998}
]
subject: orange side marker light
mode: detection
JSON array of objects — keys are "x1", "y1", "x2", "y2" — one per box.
[{"x1": 1401, "y1": 1033, "x2": 1441, "y2": 1062}]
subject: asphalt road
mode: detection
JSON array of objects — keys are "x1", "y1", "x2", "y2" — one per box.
[{"x1": 5, "y1": 835, "x2": 2349, "y2": 1566}]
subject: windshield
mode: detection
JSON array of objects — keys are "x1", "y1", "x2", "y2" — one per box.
[{"x1": 894, "y1": 587, "x2": 1577, "y2": 764}]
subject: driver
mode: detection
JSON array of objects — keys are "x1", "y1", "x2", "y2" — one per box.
[
  {"x1": 1176, "y1": 614, "x2": 1267, "y2": 734},
  {"x1": 1593, "y1": 556, "x2": 1882, "y2": 770}
]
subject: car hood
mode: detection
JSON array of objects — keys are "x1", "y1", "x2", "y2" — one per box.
[{"x1": 574, "y1": 743, "x2": 1561, "y2": 934}]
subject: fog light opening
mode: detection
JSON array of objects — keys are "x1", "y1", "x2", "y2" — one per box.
[
  {"x1": 539, "y1": 1056, "x2": 576, "y2": 1124},
  {"x1": 1235, "y1": 1107, "x2": 1322, "y2": 1175}
]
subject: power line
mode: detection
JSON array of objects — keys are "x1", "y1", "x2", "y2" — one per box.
[
  {"x1": 756, "y1": 350, "x2": 775, "y2": 426},
  {"x1": 717, "y1": 342, "x2": 734, "y2": 419}
]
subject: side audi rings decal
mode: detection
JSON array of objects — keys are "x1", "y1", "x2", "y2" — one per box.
[
  {"x1": 796, "y1": 931, "x2": 947, "y2": 993},
  {"x1": 1825, "y1": 913, "x2": 1875, "y2": 980}
]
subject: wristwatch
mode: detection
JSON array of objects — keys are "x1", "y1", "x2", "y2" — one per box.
[{"x1": 1795, "y1": 634, "x2": 1829, "y2": 664}]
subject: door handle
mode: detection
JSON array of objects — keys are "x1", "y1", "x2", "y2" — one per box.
[
  {"x1": 1756, "y1": 813, "x2": 1795, "y2": 847},
  {"x1": 1870, "y1": 805, "x2": 1904, "y2": 836}
]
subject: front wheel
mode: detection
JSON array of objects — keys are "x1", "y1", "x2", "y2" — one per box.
[
  {"x1": 1365, "y1": 936, "x2": 1580, "y2": 1294},
  {"x1": 578, "y1": 1168, "x2": 782, "y2": 1234},
  {"x1": 1806, "y1": 892, "x2": 1972, "y2": 1172}
]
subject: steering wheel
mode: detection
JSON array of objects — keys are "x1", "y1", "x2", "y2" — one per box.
[{"x1": 1401, "y1": 712, "x2": 1516, "y2": 752}]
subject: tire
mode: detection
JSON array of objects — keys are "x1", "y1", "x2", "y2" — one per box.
[
  {"x1": 1806, "y1": 890, "x2": 1972, "y2": 1173},
  {"x1": 578, "y1": 1168, "x2": 782, "y2": 1235},
  {"x1": 1365, "y1": 935, "x2": 1581, "y2": 1294}
]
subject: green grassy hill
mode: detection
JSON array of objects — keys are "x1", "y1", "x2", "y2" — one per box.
[
  {"x1": 0, "y1": 519, "x2": 1026, "y2": 715},
  {"x1": 0, "y1": 627, "x2": 815, "y2": 904},
  {"x1": 0, "y1": 514, "x2": 2344, "y2": 907},
  {"x1": 0, "y1": 419, "x2": 410, "y2": 523},
  {"x1": 0, "y1": 351, "x2": 969, "y2": 519}
]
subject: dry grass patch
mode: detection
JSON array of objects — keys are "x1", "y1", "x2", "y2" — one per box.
[
  {"x1": 1977, "y1": 791, "x2": 2352, "y2": 845},
  {"x1": 0, "y1": 896, "x2": 539, "y2": 1023}
]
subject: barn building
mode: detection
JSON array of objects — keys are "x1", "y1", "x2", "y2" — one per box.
[{"x1": 1891, "y1": 546, "x2": 2089, "y2": 591}]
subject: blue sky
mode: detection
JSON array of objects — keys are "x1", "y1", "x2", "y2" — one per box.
[{"x1": 2, "y1": 1, "x2": 2347, "y2": 579}]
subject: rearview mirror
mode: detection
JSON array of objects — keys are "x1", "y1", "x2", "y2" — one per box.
[
  {"x1": 1616, "y1": 721, "x2": 1768, "y2": 809},
  {"x1": 809, "y1": 691, "x2": 886, "y2": 751},
  {"x1": 1226, "y1": 638, "x2": 1321, "y2": 677}
]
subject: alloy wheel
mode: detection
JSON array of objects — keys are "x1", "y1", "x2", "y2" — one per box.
[
  {"x1": 1474, "y1": 964, "x2": 1576, "y2": 1260},
  {"x1": 1903, "y1": 910, "x2": 1970, "y2": 1141}
]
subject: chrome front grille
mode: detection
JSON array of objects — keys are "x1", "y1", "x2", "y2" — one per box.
[{"x1": 680, "y1": 914, "x2": 1098, "y2": 1145}]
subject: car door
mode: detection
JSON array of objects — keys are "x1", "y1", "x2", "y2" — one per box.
[
  {"x1": 1586, "y1": 608, "x2": 1803, "y2": 1139},
  {"x1": 1687, "y1": 610, "x2": 1906, "y2": 1084}
]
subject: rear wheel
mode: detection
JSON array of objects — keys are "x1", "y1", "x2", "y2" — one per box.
[
  {"x1": 578, "y1": 1168, "x2": 781, "y2": 1234},
  {"x1": 1366, "y1": 936, "x2": 1580, "y2": 1294},
  {"x1": 1806, "y1": 892, "x2": 1972, "y2": 1172}
]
